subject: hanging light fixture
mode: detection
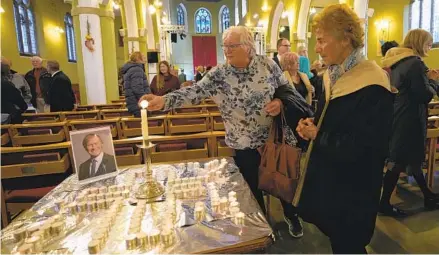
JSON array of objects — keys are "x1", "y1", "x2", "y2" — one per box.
[
  {"x1": 310, "y1": 7, "x2": 317, "y2": 14},
  {"x1": 148, "y1": 5, "x2": 156, "y2": 14}
]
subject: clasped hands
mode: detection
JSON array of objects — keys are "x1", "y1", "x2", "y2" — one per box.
[{"x1": 296, "y1": 118, "x2": 318, "y2": 141}]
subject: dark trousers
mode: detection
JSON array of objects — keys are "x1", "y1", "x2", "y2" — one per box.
[
  {"x1": 233, "y1": 148, "x2": 298, "y2": 217},
  {"x1": 330, "y1": 239, "x2": 367, "y2": 254}
]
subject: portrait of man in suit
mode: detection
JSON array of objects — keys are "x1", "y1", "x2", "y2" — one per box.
[{"x1": 78, "y1": 133, "x2": 117, "y2": 181}]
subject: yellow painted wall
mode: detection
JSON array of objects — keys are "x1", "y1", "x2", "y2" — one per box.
[
  {"x1": 114, "y1": 15, "x2": 125, "y2": 68},
  {"x1": 1, "y1": 0, "x2": 78, "y2": 83}
]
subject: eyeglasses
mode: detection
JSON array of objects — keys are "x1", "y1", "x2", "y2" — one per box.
[
  {"x1": 281, "y1": 44, "x2": 291, "y2": 48},
  {"x1": 221, "y1": 44, "x2": 242, "y2": 50}
]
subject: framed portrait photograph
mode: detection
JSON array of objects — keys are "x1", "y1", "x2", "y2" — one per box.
[{"x1": 70, "y1": 126, "x2": 118, "y2": 183}]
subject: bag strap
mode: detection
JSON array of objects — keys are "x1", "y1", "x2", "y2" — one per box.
[{"x1": 292, "y1": 72, "x2": 331, "y2": 207}]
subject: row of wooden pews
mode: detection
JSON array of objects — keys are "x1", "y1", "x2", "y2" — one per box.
[{"x1": 0, "y1": 99, "x2": 231, "y2": 226}]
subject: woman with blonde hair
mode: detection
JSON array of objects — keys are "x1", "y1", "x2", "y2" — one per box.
[
  {"x1": 295, "y1": 4, "x2": 394, "y2": 253},
  {"x1": 195, "y1": 66, "x2": 205, "y2": 82},
  {"x1": 121, "y1": 51, "x2": 150, "y2": 117},
  {"x1": 280, "y1": 52, "x2": 315, "y2": 105},
  {"x1": 380, "y1": 29, "x2": 439, "y2": 217},
  {"x1": 150, "y1": 60, "x2": 180, "y2": 96}
]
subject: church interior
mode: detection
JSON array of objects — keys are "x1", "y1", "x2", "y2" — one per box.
[{"x1": 1, "y1": 0, "x2": 439, "y2": 254}]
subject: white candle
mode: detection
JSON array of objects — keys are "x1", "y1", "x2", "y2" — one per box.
[{"x1": 140, "y1": 100, "x2": 149, "y2": 142}]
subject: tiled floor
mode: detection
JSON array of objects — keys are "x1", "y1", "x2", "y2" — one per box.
[{"x1": 265, "y1": 172, "x2": 439, "y2": 254}]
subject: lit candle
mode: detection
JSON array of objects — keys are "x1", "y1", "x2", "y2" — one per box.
[{"x1": 140, "y1": 100, "x2": 149, "y2": 143}]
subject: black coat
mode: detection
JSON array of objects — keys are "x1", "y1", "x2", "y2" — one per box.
[
  {"x1": 78, "y1": 153, "x2": 117, "y2": 181},
  {"x1": 387, "y1": 56, "x2": 436, "y2": 165},
  {"x1": 299, "y1": 61, "x2": 394, "y2": 246},
  {"x1": 273, "y1": 55, "x2": 281, "y2": 68},
  {"x1": 121, "y1": 62, "x2": 150, "y2": 116},
  {"x1": 25, "y1": 68, "x2": 52, "y2": 106},
  {"x1": 48, "y1": 71, "x2": 75, "y2": 112},
  {"x1": 1, "y1": 77, "x2": 28, "y2": 123}
]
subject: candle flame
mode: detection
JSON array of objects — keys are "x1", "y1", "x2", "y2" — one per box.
[{"x1": 140, "y1": 100, "x2": 149, "y2": 109}]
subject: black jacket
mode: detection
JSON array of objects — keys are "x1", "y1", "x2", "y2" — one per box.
[
  {"x1": 48, "y1": 71, "x2": 76, "y2": 112},
  {"x1": 387, "y1": 56, "x2": 436, "y2": 164},
  {"x1": 121, "y1": 62, "x2": 150, "y2": 116},
  {"x1": 25, "y1": 67, "x2": 52, "y2": 106},
  {"x1": 299, "y1": 60, "x2": 394, "y2": 246},
  {"x1": 78, "y1": 153, "x2": 117, "y2": 181},
  {"x1": 273, "y1": 55, "x2": 281, "y2": 68},
  {"x1": 1, "y1": 77, "x2": 28, "y2": 123},
  {"x1": 274, "y1": 84, "x2": 314, "y2": 149}
]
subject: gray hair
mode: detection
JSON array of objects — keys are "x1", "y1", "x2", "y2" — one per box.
[
  {"x1": 222, "y1": 26, "x2": 256, "y2": 57},
  {"x1": 30, "y1": 56, "x2": 42, "y2": 63}
]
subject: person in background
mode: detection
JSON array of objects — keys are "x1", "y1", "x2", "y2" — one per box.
[
  {"x1": 297, "y1": 45, "x2": 314, "y2": 79},
  {"x1": 296, "y1": 4, "x2": 394, "y2": 253},
  {"x1": 195, "y1": 66, "x2": 206, "y2": 82},
  {"x1": 273, "y1": 37, "x2": 291, "y2": 68},
  {"x1": 310, "y1": 59, "x2": 326, "y2": 107},
  {"x1": 1, "y1": 57, "x2": 32, "y2": 105},
  {"x1": 178, "y1": 69, "x2": 187, "y2": 83},
  {"x1": 380, "y1": 29, "x2": 439, "y2": 217},
  {"x1": 121, "y1": 51, "x2": 151, "y2": 117},
  {"x1": 281, "y1": 52, "x2": 315, "y2": 105},
  {"x1": 1, "y1": 63, "x2": 28, "y2": 124},
  {"x1": 297, "y1": 45, "x2": 308, "y2": 58},
  {"x1": 25, "y1": 56, "x2": 52, "y2": 112},
  {"x1": 206, "y1": 66, "x2": 213, "y2": 73},
  {"x1": 139, "y1": 26, "x2": 312, "y2": 239},
  {"x1": 381, "y1": 40, "x2": 400, "y2": 74},
  {"x1": 46, "y1": 61, "x2": 75, "y2": 112},
  {"x1": 150, "y1": 60, "x2": 181, "y2": 96}
]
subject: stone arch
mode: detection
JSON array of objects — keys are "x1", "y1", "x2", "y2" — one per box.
[{"x1": 269, "y1": 1, "x2": 284, "y2": 50}]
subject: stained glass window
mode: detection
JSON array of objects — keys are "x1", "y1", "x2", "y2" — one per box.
[
  {"x1": 235, "y1": 0, "x2": 240, "y2": 25},
  {"x1": 241, "y1": 0, "x2": 247, "y2": 19},
  {"x1": 433, "y1": 0, "x2": 439, "y2": 42},
  {"x1": 13, "y1": 0, "x2": 38, "y2": 55},
  {"x1": 409, "y1": 0, "x2": 439, "y2": 44},
  {"x1": 220, "y1": 6, "x2": 230, "y2": 32},
  {"x1": 65, "y1": 13, "x2": 77, "y2": 62},
  {"x1": 177, "y1": 4, "x2": 185, "y2": 26},
  {"x1": 195, "y1": 8, "x2": 211, "y2": 34}
]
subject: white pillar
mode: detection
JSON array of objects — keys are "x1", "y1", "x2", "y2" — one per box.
[
  {"x1": 297, "y1": 0, "x2": 312, "y2": 44},
  {"x1": 77, "y1": 0, "x2": 107, "y2": 104},
  {"x1": 123, "y1": 0, "x2": 140, "y2": 54}
]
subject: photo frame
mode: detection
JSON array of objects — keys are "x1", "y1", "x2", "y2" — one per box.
[{"x1": 70, "y1": 126, "x2": 118, "y2": 183}]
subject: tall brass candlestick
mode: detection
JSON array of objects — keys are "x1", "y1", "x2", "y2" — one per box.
[{"x1": 135, "y1": 100, "x2": 164, "y2": 200}]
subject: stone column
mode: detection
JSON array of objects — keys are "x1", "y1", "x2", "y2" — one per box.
[{"x1": 71, "y1": 0, "x2": 118, "y2": 104}]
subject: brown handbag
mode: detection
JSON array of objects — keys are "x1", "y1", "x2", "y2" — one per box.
[{"x1": 258, "y1": 111, "x2": 301, "y2": 203}]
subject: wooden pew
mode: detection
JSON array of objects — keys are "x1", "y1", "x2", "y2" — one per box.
[
  {"x1": 61, "y1": 110, "x2": 100, "y2": 121},
  {"x1": 112, "y1": 140, "x2": 143, "y2": 167},
  {"x1": 111, "y1": 99, "x2": 126, "y2": 104},
  {"x1": 209, "y1": 131, "x2": 235, "y2": 157},
  {"x1": 426, "y1": 128, "x2": 439, "y2": 189},
  {"x1": 120, "y1": 116, "x2": 167, "y2": 138},
  {"x1": 167, "y1": 113, "x2": 210, "y2": 135},
  {"x1": 101, "y1": 109, "x2": 133, "y2": 120},
  {"x1": 22, "y1": 112, "x2": 61, "y2": 123},
  {"x1": 94, "y1": 103, "x2": 126, "y2": 110},
  {"x1": 75, "y1": 105, "x2": 96, "y2": 111},
  {"x1": 428, "y1": 108, "x2": 439, "y2": 116},
  {"x1": 1, "y1": 125, "x2": 12, "y2": 147},
  {"x1": 1, "y1": 142, "x2": 72, "y2": 222},
  {"x1": 210, "y1": 112, "x2": 225, "y2": 131},
  {"x1": 68, "y1": 119, "x2": 122, "y2": 140},
  {"x1": 172, "y1": 105, "x2": 207, "y2": 115},
  {"x1": 206, "y1": 105, "x2": 220, "y2": 113},
  {"x1": 10, "y1": 122, "x2": 69, "y2": 146}
]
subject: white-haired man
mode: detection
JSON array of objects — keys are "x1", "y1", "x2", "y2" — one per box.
[
  {"x1": 273, "y1": 37, "x2": 291, "y2": 68},
  {"x1": 25, "y1": 56, "x2": 52, "y2": 112},
  {"x1": 139, "y1": 26, "x2": 306, "y2": 238}
]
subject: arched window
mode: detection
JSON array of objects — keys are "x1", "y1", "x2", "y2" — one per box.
[
  {"x1": 13, "y1": 0, "x2": 38, "y2": 55},
  {"x1": 408, "y1": 0, "x2": 439, "y2": 44},
  {"x1": 219, "y1": 6, "x2": 230, "y2": 33},
  {"x1": 177, "y1": 4, "x2": 185, "y2": 26},
  {"x1": 195, "y1": 8, "x2": 212, "y2": 34},
  {"x1": 64, "y1": 13, "x2": 77, "y2": 62},
  {"x1": 241, "y1": 0, "x2": 248, "y2": 19},
  {"x1": 235, "y1": 0, "x2": 240, "y2": 25}
]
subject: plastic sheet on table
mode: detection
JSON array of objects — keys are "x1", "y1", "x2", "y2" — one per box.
[{"x1": 1, "y1": 158, "x2": 273, "y2": 254}]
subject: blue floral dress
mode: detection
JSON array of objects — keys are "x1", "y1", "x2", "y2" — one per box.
[{"x1": 163, "y1": 55, "x2": 291, "y2": 149}]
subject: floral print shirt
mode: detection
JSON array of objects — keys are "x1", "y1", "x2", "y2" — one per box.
[{"x1": 163, "y1": 55, "x2": 290, "y2": 150}]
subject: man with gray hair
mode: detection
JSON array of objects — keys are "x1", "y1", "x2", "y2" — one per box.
[
  {"x1": 139, "y1": 26, "x2": 309, "y2": 238},
  {"x1": 46, "y1": 60, "x2": 76, "y2": 112},
  {"x1": 1, "y1": 57, "x2": 32, "y2": 105},
  {"x1": 25, "y1": 56, "x2": 52, "y2": 112}
]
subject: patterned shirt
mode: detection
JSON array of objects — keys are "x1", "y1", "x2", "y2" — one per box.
[{"x1": 163, "y1": 55, "x2": 290, "y2": 150}]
